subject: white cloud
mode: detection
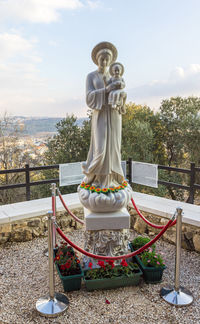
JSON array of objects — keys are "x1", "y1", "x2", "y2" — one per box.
[
  {"x1": 86, "y1": 0, "x2": 102, "y2": 10},
  {"x1": 0, "y1": 30, "x2": 47, "y2": 114},
  {"x1": 127, "y1": 64, "x2": 200, "y2": 108},
  {"x1": 0, "y1": 29, "x2": 87, "y2": 117},
  {"x1": 48, "y1": 40, "x2": 58, "y2": 47},
  {"x1": 0, "y1": 91, "x2": 87, "y2": 117},
  {"x1": 0, "y1": 32, "x2": 36, "y2": 61},
  {"x1": 0, "y1": 0, "x2": 84, "y2": 23}
]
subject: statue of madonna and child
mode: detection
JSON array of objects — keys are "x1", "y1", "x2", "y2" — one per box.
[{"x1": 78, "y1": 41, "x2": 132, "y2": 213}]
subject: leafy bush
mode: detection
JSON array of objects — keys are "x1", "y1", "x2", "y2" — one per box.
[{"x1": 131, "y1": 236, "x2": 155, "y2": 251}]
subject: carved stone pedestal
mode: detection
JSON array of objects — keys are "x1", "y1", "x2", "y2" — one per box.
[{"x1": 83, "y1": 208, "x2": 130, "y2": 267}]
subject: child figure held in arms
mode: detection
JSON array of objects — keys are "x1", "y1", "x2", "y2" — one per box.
[{"x1": 107, "y1": 62, "x2": 127, "y2": 114}]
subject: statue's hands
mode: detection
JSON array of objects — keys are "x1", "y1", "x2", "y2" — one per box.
[
  {"x1": 106, "y1": 82, "x2": 121, "y2": 92},
  {"x1": 106, "y1": 83, "x2": 117, "y2": 93},
  {"x1": 114, "y1": 81, "x2": 121, "y2": 87},
  {"x1": 114, "y1": 81, "x2": 122, "y2": 89}
]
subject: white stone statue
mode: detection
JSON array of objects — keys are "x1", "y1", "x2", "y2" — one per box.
[
  {"x1": 82, "y1": 42, "x2": 125, "y2": 188},
  {"x1": 78, "y1": 41, "x2": 132, "y2": 212}
]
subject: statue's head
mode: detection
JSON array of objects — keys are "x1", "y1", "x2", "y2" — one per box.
[
  {"x1": 109, "y1": 62, "x2": 124, "y2": 78},
  {"x1": 92, "y1": 42, "x2": 118, "y2": 70}
]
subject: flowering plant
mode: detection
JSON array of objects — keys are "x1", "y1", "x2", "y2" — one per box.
[
  {"x1": 85, "y1": 259, "x2": 140, "y2": 280},
  {"x1": 140, "y1": 248, "x2": 165, "y2": 268},
  {"x1": 54, "y1": 242, "x2": 81, "y2": 276},
  {"x1": 131, "y1": 236, "x2": 165, "y2": 268}
]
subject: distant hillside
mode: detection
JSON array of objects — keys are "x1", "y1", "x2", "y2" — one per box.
[{"x1": 14, "y1": 117, "x2": 88, "y2": 135}]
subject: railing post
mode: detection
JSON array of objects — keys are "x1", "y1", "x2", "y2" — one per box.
[
  {"x1": 187, "y1": 162, "x2": 195, "y2": 204},
  {"x1": 128, "y1": 158, "x2": 132, "y2": 184},
  {"x1": 25, "y1": 164, "x2": 30, "y2": 201}
]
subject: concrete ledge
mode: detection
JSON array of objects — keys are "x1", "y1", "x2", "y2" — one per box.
[
  {"x1": 0, "y1": 193, "x2": 81, "y2": 224},
  {"x1": 129, "y1": 192, "x2": 200, "y2": 228},
  {"x1": 0, "y1": 191, "x2": 199, "y2": 227},
  {"x1": 84, "y1": 207, "x2": 130, "y2": 230}
]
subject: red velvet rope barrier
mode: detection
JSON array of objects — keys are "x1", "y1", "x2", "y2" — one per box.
[
  {"x1": 56, "y1": 217, "x2": 173, "y2": 261},
  {"x1": 57, "y1": 191, "x2": 85, "y2": 225},
  {"x1": 131, "y1": 197, "x2": 176, "y2": 229}
]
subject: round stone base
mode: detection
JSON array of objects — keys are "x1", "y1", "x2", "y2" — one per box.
[{"x1": 78, "y1": 186, "x2": 133, "y2": 212}]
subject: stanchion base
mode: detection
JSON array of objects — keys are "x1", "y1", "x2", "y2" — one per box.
[
  {"x1": 36, "y1": 293, "x2": 69, "y2": 317},
  {"x1": 160, "y1": 285, "x2": 193, "y2": 307}
]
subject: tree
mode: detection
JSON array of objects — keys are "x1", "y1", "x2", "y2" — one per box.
[
  {"x1": 45, "y1": 114, "x2": 90, "y2": 164},
  {"x1": 41, "y1": 114, "x2": 91, "y2": 196},
  {"x1": 122, "y1": 103, "x2": 165, "y2": 164},
  {"x1": 158, "y1": 96, "x2": 200, "y2": 201},
  {"x1": 159, "y1": 96, "x2": 200, "y2": 167}
]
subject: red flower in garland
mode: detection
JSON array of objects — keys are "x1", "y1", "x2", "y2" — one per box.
[
  {"x1": 122, "y1": 181, "x2": 128, "y2": 187},
  {"x1": 120, "y1": 259, "x2": 128, "y2": 267},
  {"x1": 76, "y1": 259, "x2": 80, "y2": 264},
  {"x1": 89, "y1": 186, "x2": 96, "y2": 191},
  {"x1": 97, "y1": 260, "x2": 105, "y2": 268},
  {"x1": 60, "y1": 264, "x2": 65, "y2": 270},
  {"x1": 109, "y1": 188, "x2": 115, "y2": 192}
]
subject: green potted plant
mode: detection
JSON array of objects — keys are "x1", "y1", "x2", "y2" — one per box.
[
  {"x1": 84, "y1": 259, "x2": 142, "y2": 291},
  {"x1": 54, "y1": 242, "x2": 83, "y2": 292},
  {"x1": 129, "y1": 236, "x2": 166, "y2": 284}
]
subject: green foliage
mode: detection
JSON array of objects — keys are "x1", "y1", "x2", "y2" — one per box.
[
  {"x1": 45, "y1": 114, "x2": 90, "y2": 164},
  {"x1": 122, "y1": 104, "x2": 154, "y2": 162},
  {"x1": 40, "y1": 114, "x2": 91, "y2": 196},
  {"x1": 131, "y1": 236, "x2": 155, "y2": 251},
  {"x1": 122, "y1": 103, "x2": 166, "y2": 164},
  {"x1": 159, "y1": 96, "x2": 200, "y2": 166}
]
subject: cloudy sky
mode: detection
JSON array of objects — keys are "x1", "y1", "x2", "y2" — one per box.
[{"x1": 0, "y1": 0, "x2": 200, "y2": 117}]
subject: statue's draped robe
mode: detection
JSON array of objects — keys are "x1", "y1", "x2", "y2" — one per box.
[{"x1": 82, "y1": 70, "x2": 124, "y2": 188}]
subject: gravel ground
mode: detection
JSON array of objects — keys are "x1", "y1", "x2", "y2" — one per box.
[{"x1": 0, "y1": 228, "x2": 199, "y2": 324}]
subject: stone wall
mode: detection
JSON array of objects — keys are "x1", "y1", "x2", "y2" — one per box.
[
  {"x1": 0, "y1": 208, "x2": 84, "y2": 245},
  {"x1": 128, "y1": 207, "x2": 200, "y2": 253},
  {"x1": 0, "y1": 207, "x2": 200, "y2": 253}
]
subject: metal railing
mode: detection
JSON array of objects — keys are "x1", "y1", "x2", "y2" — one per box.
[
  {"x1": 0, "y1": 161, "x2": 200, "y2": 203},
  {"x1": 127, "y1": 159, "x2": 200, "y2": 204}
]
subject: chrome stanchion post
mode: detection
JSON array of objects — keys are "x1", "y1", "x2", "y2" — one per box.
[
  {"x1": 51, "y1": 183, "x2": 57, "y2": 249},
  {"x1": 43, "y1": 183, "x2": 57, "y2": 257},
  {"x1": 36, "y1": 211, "x2": 69, "y2": 317},
  {"x1": 160, "y1": 207, "x2": 193, "y2": 306}
]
